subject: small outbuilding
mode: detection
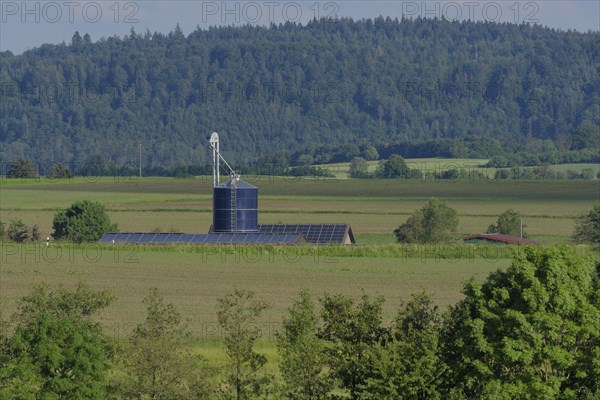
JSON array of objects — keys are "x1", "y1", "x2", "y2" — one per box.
[{"x1": 463, "y1": 233, "x2": 537, "y2": 245}]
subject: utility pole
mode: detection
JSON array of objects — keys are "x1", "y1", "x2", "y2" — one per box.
[
  {"x1": 520, "y1": 218, "x2": 523, "y2": 238},
  {"x1": 139, "y1": 143, "x2": 142, "y2": 179}
]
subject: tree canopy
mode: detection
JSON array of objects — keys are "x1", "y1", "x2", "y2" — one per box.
[
  {"x1": 442, "y1": 247, "x2": 600, "y2": 399},
  {"x1": 394, "y1": 198, "x2": 459, "y2": 243},
  {"x1": 487, "y1": 209, "x2": 526, "y2": 237},
  {"x1": 1, "y1": 18, "x2": 598, "y2": 168},
  {"x1": 572, "y1": 203, "x2": 600, "y2": 245},
  {"x1": 0, "y1": 283, "x2": 114, "y2": 399},
  {"x1": 52, "y1": 200, "x2": 118, "y2": 243},
  {"x1": 115, "y1": 288, "x2": 214, "y2": 399}
]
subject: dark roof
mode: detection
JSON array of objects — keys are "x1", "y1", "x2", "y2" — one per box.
[
  {"x1": 463, "y1": 233, "x2": 537, "y2": 245},
  {"x1": 99, "y1": 232, "x2": 305, "y2": 245},
  {"x1": 217, "y1": 179, "x2": 257, "y2": 189},
  {"x1": 257, "y1": 224, "x2": 355, "y2": 244}
]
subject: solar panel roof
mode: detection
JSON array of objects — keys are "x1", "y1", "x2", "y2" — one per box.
[
  {"x1": 98, "y1": 232, "x2": 305, "y2": 245},
  {"x1": 257, "y1": 224, "x2": 354, "y2": 244}
]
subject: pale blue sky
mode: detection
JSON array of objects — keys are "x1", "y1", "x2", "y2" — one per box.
[{"x1": 1, "y1": 1, "x2": 598, "y2": 54}]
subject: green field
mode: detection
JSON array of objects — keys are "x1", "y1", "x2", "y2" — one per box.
[
  {"x1": 0, "y1": 243, "x2": 512, "y2": 335},
  {"x1": 0, "y1": 177, "x2": 596, "y2": 243},
  {"x1": 322, "y1": 157, "x2": 491, "y2": 178},
  {"x1": 322, "y1": 158, "x2": 600, "y2": 179},
  {"x1": 0, "y1": 176, "x2": 598, "y2": 367},
  {"x1": 0, "y1": 177, "x2": 599, "y2": 369}
]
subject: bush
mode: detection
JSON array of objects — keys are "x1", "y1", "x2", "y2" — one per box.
[
  {"x1": 363, "y1": 145, "x2": 379, "y2": 161},
  {"x1": 31, "y1": 224, "x2": 40, "y2": 241},
  {"x1": 0, "y1": 221, "x2": 5, "y2": 240},
  {"x1": 348, "y1": 157, "x2": 370, "y2": 178},
  {"x1": 6, "y1": 219, "x2": 29, "y2": 243},
  {"x1": 287, "y1": 166, "x2": 335, "y2": 178},
  {"x1": 7, "y1": 158, "x2": 37, "y2": 179},
  {"x1": 52, "y1": 201, "x2": 118, "y2": 243},
  {"x1": 572, "y1": 203, "x2": 600, "y2": 244},
  {"x1": 487, "y1": 209, "x2": 526, "y2": 237},
  {"x1": 581, "y1": 168, "x2": 595, "y2": 180},
  {"x1": 374, "y1": 154, "x2": 409, "y2": 178},
  {"x1": 46, "y1": 164, "x2": 74, "y2": 179},
  {"x1": 394, "y1": 198, "x2": 459, "y2": 243},
  {"x1": 494, "y1": 169, "x2": 510, "y2": 179},
  {"x1": 567, "y1": 169, "x2": 595, "y2": 180}
]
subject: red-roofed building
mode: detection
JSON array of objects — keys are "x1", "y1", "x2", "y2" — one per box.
[{"x1": 463, "y1": 233, "x2": 537, "y2": 245}]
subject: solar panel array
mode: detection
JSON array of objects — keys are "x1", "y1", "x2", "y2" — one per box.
[
  {"x1": 257, "y1": 224, "x2": 351, "y2": 244},
  {"x1": 99, "y1": 232, "x2": 304, "y2": 245}
]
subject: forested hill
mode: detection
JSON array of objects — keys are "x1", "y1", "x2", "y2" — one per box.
[{"x1": 1, "y1": 18, "x2": 598, "y2": 168}]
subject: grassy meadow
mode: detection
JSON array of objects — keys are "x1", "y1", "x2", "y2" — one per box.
[
  {"x1": 320, "y1": 157, "x2": 600, "y2": 179},
  {"x1": 0, "y1": 175, "x2": 596, "y2": 243},
  {"x1": 1, "y1": 173, "x2": 598, "y2": 367},
  {"x1": 322, "y1": 157, "x2": 491, "y2": 178}
]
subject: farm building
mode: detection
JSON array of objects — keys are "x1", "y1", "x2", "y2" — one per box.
[
  {"x1": 463, "y1": 233, "x2": 537, "y2": 245},
  {"x1": 99, "y1": 133, "x2": 356, "y2": 245},
  {"x1": 209, "y1": 223, "x2": 355, "y2": 245}
]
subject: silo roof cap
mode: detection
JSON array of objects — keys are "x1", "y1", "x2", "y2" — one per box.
[{"x1": 217, "y1": 179, "x2": 257, "y2": 189}]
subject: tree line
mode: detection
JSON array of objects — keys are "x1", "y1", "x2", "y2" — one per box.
[
  {"x1": 5, "y1": 153, "x2": 599, "y2": 181},
  {"x1": 1, "y1": 18, "x2": 598, "y2": 168},
  {"x1": 1, "y1": 246, "x2": 599, "y2": 399}
]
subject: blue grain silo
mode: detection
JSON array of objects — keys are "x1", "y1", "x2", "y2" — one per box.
[
  {"x1": 209, "y1": 132, "x2": 258, "y2": 232},
  {"x1": 212, "y1": 178, "x2": 258, "y2": 232}
]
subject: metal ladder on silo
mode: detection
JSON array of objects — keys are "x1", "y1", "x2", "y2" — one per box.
[{"x1": 230, "y1": 185, "x2": 237, "y2": 231}]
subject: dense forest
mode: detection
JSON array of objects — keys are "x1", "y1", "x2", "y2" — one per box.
[{"x1": 1, "y1": 17, "x2": 598, "y2": 169}]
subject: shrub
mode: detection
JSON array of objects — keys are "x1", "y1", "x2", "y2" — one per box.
[
  {"x1": 374, "y1": 154, "x2": 409, "y2": 178},
  {"x1": 52, "y1": 201, "x2": 118, "y2": 243},
  {"x1": 7, "y1": 158, "x2": 37, "y2": 179},
  {"x1": 30, "y1": 224, "x2": 40, "y2": 241},
  {"x1": 348, "y1": 157, "x2": 370, "y2": 178},
  {"x1": 487, "y1": 209, "x2": 526, "y2": 237},
  {"x1": 46, "y1": 164, "x2": 74, "y2": 179},
  {"x1": 572, "y1": 203, "x2": 600, "y2": 244},
  {"x1": 6, "y1": 219, "x2": 29, "y2": 243},
  {"x1": 394, "y1": 198, "x2": 459, "y2": 243}
]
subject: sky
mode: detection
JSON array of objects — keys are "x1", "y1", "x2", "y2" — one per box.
[{"x1": 1, "y1": 1, "x2": 598, "y2": 54}]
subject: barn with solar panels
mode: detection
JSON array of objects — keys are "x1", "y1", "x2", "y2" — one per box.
[{"x1": 99, "y1": 132, "x2": 356, "y2": 246}]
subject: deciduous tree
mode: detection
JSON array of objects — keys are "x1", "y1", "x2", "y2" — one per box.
[
  {"x1": 572, "y1": 203, "x2": 600, "y2": 244},
  {"x1": 7, "y1": 158, "x2": 36, "y2": 179},
  {"x1": 348, "y1": 157, "x2": 370, "y2": 178},
  {"x1": 374, "y1": 154, "x2": 409, "y2": 179},
  {"x1": 318, "y1": 293, "x2": 387, "y2": 399},
  {"x1": 277, "y1": 290, "x2": 330, "y2": 400},
  {"x1": 360, "y1": 292, "x2": 446, "y2": 400},
  {"x1": 52, "y1": 200, "x2": 118, "y2": 243},
  {"x1": 115, "y1": 287, "x2": 214, "y2": 399},
  {"x1": 0, "y1": 283, "x2": 114, "y2": 399},
  {"x1": 217, "y1": 289, "x2": 270, "y2": 400},
  {"x1": 442, "y1": 247, "x2": 600, "y2": 399},
  {"x1": 394, "y1": 198, "x2": 459, "y2": 243},
  {"x1": 487, "y1": 209, "x2": 526, "y2": 237},
  {"x1": 6, "y1": 218, "x2": 29, "y2": 243},
  {"x1": 46, "y1": 163, "x2": 74, "y2": 179}
]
